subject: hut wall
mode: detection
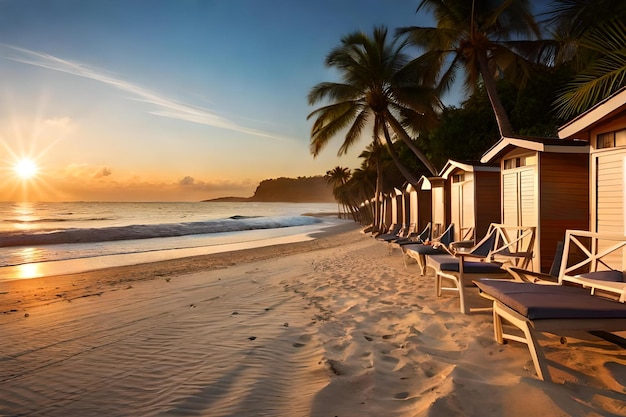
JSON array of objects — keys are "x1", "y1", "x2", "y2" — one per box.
[
  {"x1": 430, "y1": 180, "x2": 448, "y2": 234},
  {"x1": 538, "y1": 152, "x2": 590, "y2": 272},
  {"x1": 474, "y1": 170, "x2": 501, "y2": 241}
]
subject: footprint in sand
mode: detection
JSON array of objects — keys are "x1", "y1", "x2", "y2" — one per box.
[{"x1": 292, "y1": 333, "x2": 313, "y2": 348}]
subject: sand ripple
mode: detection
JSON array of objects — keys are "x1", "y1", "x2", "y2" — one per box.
[{"x1": 0, "y1": 267, "x2": 328, "y2": 416}]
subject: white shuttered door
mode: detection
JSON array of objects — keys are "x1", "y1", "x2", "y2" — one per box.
[{"x1": 595, "y1": 150, "x2": 625, "y2": 234}]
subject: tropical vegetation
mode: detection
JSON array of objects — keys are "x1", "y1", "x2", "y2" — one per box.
[{"x1": 310, "y1": 0, "x2": 626, "y2": 226}]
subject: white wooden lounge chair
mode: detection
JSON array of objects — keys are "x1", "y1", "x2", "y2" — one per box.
[
  {"x1": 427, "y1": 224, "x2": 536, "y2": 314},
  {"x1": 475, "y1": 230, "x2": 626, "y2": 382},
  {"x1": 375, "y1": 223, "x2": 402, "y2": 240},
  {"x1": 402, "y1": 224, "x2": 454, "y2": 274}
]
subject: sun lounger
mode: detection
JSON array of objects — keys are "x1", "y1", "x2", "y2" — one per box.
[
  {"x1": 375, "y1": 223, "x2": 402, "y2": 240},
  {"x1": 402, "y1": 224, "x2": 454, "y2": 274},
  {"x1": 427, "y1": 224, "x2": 536, "y2": 314},
  {"x1": 474, "y1": 279, "x2": 626, "y2": 382},
  {"x1": 475, "y1": 230, "x2": 626, "y2": 381}
]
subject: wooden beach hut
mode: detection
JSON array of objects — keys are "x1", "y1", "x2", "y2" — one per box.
[
  {"x1": 558, "y1": 87, "x2": 626, "y2": 237},
  {"x1": 404, "y1": 179, "x2": 432, "y2": 235},
  {"x1": 440, "y1": 160, "x2": 501, "y2": 243},
  {"x1": 394, "y1": 187, "x2": 408, "y2": 232},
  {"x1": 421, "y1": 175, "x2": 450, "y2": 237},
  {"x1": 481, "y1": 136, "x2": 590, "y2": 272}
]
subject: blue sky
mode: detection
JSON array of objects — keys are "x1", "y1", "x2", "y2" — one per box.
[{"x1": 0, "y1": 0, "x2": 543, "y2": 202}]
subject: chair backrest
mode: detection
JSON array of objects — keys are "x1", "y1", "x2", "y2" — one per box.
[
  {"x1": 386, "y1": 223, "x2": 401, "y2": 235},
  {"x1": 548, "y1": 241, "x2": 565, "y2": 278},
  {"x1": 401, "y1": 223, "x2": 416, "y2": 238},
  {"x1": 488, "y1": 224, "x2": 536, "y2": 268},
  {"x1": 468, "y1": 224, "x2": 498, "y2": 257},
  {"x1": 459, "y1": 226, "x2": 474, "y2": 242},
  {"x1": 559, "y1": 230, "x2": 626, "y2": 283},
  {"x1": 436, "y1": 224, "x2": 455, "y2": 246},
  {"x1": 462, "y1": 224, "x2": 536, "y2": 268},
  {"x1": 415, "y1": 222, "x2": 431, "y2": 242}
]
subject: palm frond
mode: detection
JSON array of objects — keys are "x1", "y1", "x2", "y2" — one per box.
[
  {"x1": 307, "y1": 82, "x2": 362, "y2": 106},
  {"x1": 553, "y1": 18, "x2": 626, "y2": 119},
  {"x1": 339, "y1": 110, "x2": 370, "y2": 155}
]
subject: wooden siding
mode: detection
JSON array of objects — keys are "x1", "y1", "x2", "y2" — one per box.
[
  {"x1": 450, "y1": 181, "x2": 461, "y2": 240},
  {"x1": 409, "y1": 191, "x2": 418, "y2": 227},
  {"x1": 474, "y1": 170, "x2": 501, "y2": 240},
  {"x1": 595, "y1": 150, "x2": 626, "y2": 268},
  {"x1": 432, "y1": 186, "x2": 445, "y2": 227},
  {"x1": 539, "y1": 153, "x2": 590, "y2": 272},
  {"x1": 501, "y1": 163, "x2": 538, "y2": 270},
  {"x1": 596, "y1": 152, "x2": 624, "y2": 233},
  {"x1": 502, "y1": 171, "x2": 519, "y2": 226},
  {"x1": 417, "y1": 190, "x2": 432, "y2": 232}
]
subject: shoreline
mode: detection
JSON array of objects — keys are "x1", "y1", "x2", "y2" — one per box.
[{"x1": 0, "y1": 220, "x2": 361, "y2": 314}]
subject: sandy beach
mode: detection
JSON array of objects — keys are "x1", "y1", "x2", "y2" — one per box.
[{"x1": 1, "y1": 222, "x2": 625, "y2": 416}]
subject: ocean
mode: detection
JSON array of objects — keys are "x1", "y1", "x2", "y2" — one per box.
[{"x1": 0, "y1": 201, "x2": 344, "y2": 281}]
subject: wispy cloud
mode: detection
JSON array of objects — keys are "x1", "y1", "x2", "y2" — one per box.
[{"x1": 4, "y1": 45, "x2": 289, "y2": 142}]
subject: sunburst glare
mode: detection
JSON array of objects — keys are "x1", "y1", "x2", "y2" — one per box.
[{"x1": 14, "y1": 158, "x2": 38, "y2": 180}]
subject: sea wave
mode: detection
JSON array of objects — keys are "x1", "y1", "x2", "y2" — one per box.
[{"x1": 0, "y1": 215, "x2": 321, "y2": 247}]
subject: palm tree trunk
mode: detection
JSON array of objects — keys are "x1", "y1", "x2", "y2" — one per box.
[
  {"x1": 375, "y1": 161, "x2": 383, "y2": 231},
  {"x1": 384, "y1": 110, "x2": 439, "y2": 176},
  {"x1": 380, "y1": 124, "x2": 421, "y2": 184},
  {"x1": 476, "y1": 51, "x2": 514, "y2": 138}
]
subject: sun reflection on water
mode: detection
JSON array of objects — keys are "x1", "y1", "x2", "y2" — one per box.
[
  {"x1": 15, "y1": 262, "x2": 43, "y2": 279},
  {"x1": 13, "y1": 247, "x2": 44, "y2": 279}
]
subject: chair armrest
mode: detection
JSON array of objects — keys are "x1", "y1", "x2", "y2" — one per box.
[
  {"x1": 450, "y1": 240, "x2": 474, "y2": 249},
  {"x1": 504, "y1": 266, "x2": 558, "y2": 283}
]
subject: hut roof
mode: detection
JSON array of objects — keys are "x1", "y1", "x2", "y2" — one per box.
[
  {"x1": 480, "y1": 135, "x2": 589, "y2": 163},
  {"x1": 439, "y1": 159, "x2": 500, "y2": 179},
  {"x1": 559, "y1": 87, "x2": 626, "y2": 139}
]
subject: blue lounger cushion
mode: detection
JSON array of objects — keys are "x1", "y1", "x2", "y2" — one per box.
[
  {"x1": 474, "y1": 279, "x2": 626, "y2": 320},
  {"x1": 578, "y1": 270, "x2": 624, "y2": 282},
  {"x1": 403, "y1": 244, "x2": 446, "y2": 255},
  {"x1": 427, "y1": 254, "x2": 504, "y2": 274}
]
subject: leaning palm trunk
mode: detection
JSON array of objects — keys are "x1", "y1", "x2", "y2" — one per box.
[
  {"x1": 476, "y1": 52, "x2": 514, "y2": 138},
  {"x1": 384, "y1": 110, "x2": 438, "y2": 175},
  {"x1": 380, "y1": 124, "x2": 421, "y2": 184}
]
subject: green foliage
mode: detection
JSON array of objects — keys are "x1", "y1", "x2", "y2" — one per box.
[{"x1": 251, "y1": 177, "x2": 334, "y2": 203}]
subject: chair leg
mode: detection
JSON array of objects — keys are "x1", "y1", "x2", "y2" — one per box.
[
  {"x1": 493, "y1": 305, "x2": 504, "y2": 344},
  {"x1": 494, "y1": 303, "x2": 551, "y2": 382},
  {"x1": 521, "y1": 322, "x2": 550, "y2": 382},
  {"x1": 418, "y1": 255, "x2": 426, "y2": 276},
  {"x1": 457, "y1": 278, "x2": 467, "y2": 314},
  {"x1": 436, "y1": 272, "x2": 442, "y2": 297}
]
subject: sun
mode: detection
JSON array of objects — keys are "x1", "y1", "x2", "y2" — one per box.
[{"x1": 14, "y1": 158, "x2": 39, "y2": 180}]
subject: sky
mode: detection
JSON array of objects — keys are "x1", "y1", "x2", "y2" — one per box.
[
  {"x1": 0, "y1": 0, "x2": 443, "y2": 202},
  {"x1": 0, "y1": 0, "x2": 548, "y2": 202}
]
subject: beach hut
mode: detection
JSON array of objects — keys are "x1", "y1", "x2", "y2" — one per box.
[
  {"x1": 440, "y1": 160, "x2": 501, "y2": 243},
  {"x1": 421, "y1": 175, "x2": 450, "y2": 237},
  {"x1": 558, "y1": 87, "x2": 626, "y2": 237},
  {"x1": 481, "y1": 136, "x2": 590, "y2": 272},
  {"x1": 404, "y1": 179, "x2": 432, "y2": 235},
  {"x1": 394, "y1": 187, "x2": 408, "y2": 232}
]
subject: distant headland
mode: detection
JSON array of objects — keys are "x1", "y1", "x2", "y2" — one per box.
[{"x1": 203, "y1": 176, "x2": 335, "y2": 203}]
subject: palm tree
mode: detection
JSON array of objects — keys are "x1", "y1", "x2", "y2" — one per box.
[
  {"x1": 545, "y1": 0, "x2": 626, "y2": 119},
  {"x1": 347, "y1": 167, "x2": 377, "y2": 224},
  {"x1": 307, "y1": 26, "x2": 441, "y2": 180},
  {"x1": 325, "y1": 166, "x2": 352, "y2": 218},
  {"x1": 397, "y1": 0, "x2": 550, "y2": 138}
]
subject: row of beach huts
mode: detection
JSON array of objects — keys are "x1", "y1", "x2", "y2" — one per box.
[{"x1": 363, "y1": 86, "x2": 626, "y2": 274}]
